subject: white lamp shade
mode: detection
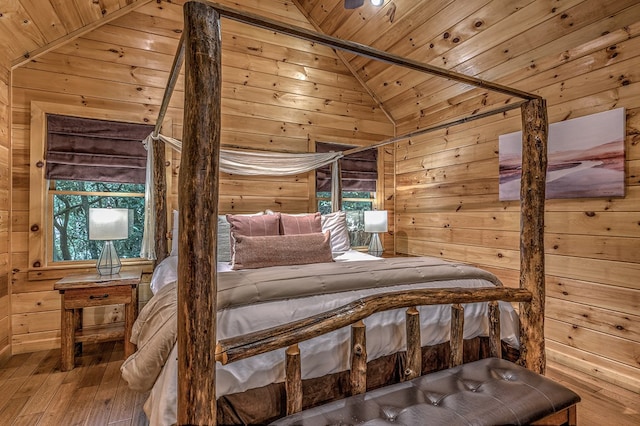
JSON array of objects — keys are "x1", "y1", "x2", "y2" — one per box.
[
  {"x1": 89, "y1": 208, "x2": 130, "y2": 241},
  {"x1": 364, "y1": 210, "x2": 388, "y2": 233}
]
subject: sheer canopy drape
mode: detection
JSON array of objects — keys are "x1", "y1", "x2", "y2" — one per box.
[{"x1": 140, "y1": 133, "x2": 344, "y2": 259}]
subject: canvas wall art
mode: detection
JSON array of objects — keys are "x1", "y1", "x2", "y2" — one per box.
[{"x1": 499, "y1": 108, "x2": 626, "y2": 201}]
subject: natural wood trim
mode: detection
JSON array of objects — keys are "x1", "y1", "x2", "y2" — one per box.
[
  {"x1": 530, "y1": 405, "x2": 578, "y2": 426},
  {"x1": 285, "y1": 344, "x2": 302, "y2": 415},
  {"x1": 449, "y1": 304, "x2": 464, "y2": 367},
  {"x1": 350, "y1": 320, "x2": 367, "y2": 395},
  {"x1": 205, "y1": 1, "x2": 540, "y2": 101},
  {"x1": 11, "y1": 0, "x2": 154, "y2": 70},
  {"x1": 0, "y1": 345, "x2": 11, "y2": 366},
  {"x1": 216, "y1": 287, "x2": 532, "y2": 365},
  {"x1": 153, "y1": 137, "x2": 168, "y2": 265},
  {"x1": 28, "y1": 101, "x2": 165, "y2": 271},
  {"x1": 405, "y1": 307, "x2": 421, "y2": 380},
  {"x1": 178, "y1": 3, "x2": 221, "y2": 425},
  {"x1": 152, "y1": 34, "x2": 184, "y2": 263},
  {"x1": 518, "y1": 98, "x2": 548, "y2": 374},
  {"x1": 488, "y1": 300, "x2": 502, "y2": 359}
]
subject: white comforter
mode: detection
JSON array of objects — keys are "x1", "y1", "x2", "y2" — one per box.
[{"x1": 127, "y1": 251, "x2": 519, "y2": 426}]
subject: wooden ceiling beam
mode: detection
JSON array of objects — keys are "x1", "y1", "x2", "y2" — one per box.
[{"x1": 11, "y1": 0, "x2": 153, "y2": 70}]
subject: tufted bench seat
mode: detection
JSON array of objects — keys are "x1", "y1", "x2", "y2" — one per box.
[{"x1": 270, "y1": 357, "x2": 580, "y2": 425}]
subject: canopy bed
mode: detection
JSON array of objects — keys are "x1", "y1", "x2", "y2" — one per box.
[{"x1": 126, "y1": 2, "x2": 550, "y2": 425}]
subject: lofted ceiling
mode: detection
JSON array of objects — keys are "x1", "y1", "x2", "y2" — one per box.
[{"x1": 1, "y1": 0, "x2": 638, "y2": 133}]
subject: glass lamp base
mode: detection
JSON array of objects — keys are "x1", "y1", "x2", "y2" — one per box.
[
  {"x1": 368, "y1": 233, "x2": 384, "y2": 257},
  {"x1": 96, "y1": 240, "x2": 122, "y2": 275}
]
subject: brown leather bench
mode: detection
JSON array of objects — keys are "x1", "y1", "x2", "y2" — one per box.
[{"x1": 270, "y1": 357, "x2": 580, "y2": 425}]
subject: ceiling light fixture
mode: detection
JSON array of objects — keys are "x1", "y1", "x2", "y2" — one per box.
[{"x1": 344, "y1": 0, "x2": 384, "y2": 9}]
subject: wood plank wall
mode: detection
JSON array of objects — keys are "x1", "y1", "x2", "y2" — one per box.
[
  {"x1": 394, "y1": 19, "x2": 640, "y2": 392},
  {"x1": 8, "y1": 0, "x2": 392, "y2": 354},
  {"x1": 0, "y1": 62, "x2": 10, "y2": 364}
]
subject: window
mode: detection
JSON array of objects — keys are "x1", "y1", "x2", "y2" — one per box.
[
  {"x1": 44, "y1": 114, "x2": 152, "y2": 263},
  {"x1": 316, "y1": 142, "x2": 378, "y2": 247},
  {"x1": 50, "y1": 180, "x2": 145, "y2": 262},
  {"x1": 29, "y1": 103, "x2": 156, "y2": 270}
]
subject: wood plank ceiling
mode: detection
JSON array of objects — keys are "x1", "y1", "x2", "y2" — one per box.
[
  {"x1": 0, "y1": 0, "x2": 154, "y2": 69},
  {"x1": 294, "y1": 0, "x2": 640, "y2": 133},
  {"x1": 1, "y1": 0, "x2": 639, "y2": 132}
]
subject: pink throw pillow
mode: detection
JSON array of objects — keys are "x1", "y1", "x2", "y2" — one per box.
[
  {"x1": 231, "y1": 232, "x2": 333, "y2": 270},
  {"x1": 280, "y1": 212, "x2": 322, "y2": 235}
]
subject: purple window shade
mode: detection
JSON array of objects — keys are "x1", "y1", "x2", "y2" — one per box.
[
  {"x1": 45, "y1": 114, "x2": 153, "y2": 184},
  {"x1": 316, "y1": 142, "x2": 377, "y2": 192}
]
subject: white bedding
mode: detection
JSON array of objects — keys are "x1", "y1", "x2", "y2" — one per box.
[{"x1": 139, "y1": 251, "x2": 519, "y2": 425}]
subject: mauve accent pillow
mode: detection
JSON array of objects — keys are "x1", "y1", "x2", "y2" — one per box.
[
  {"x1": 231, "y1": 231, "x2": 333, "y2": 270},
  {"x1": 226, "y1": 213, "x2": 280, "y2": 237},
  {"x1": 280, "y1": 212, "x2": 322, "y2": 235},
  {"x1": 321, "y1": 211, "x2": 351, "y2": 253}
]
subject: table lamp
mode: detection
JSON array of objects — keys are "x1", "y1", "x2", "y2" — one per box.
[
  {"x1": 89, "y1": 207, "x2": 129, "y2": 275},
  {"x1": 364, "y1": 210, "x2": 387, "y2": 257}
]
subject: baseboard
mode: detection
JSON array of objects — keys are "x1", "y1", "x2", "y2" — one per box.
[{"x1": 0, "y1": 344, "x2": 11, "y2": 366}]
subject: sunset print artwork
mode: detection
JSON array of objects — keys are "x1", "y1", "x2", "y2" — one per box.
[{"x1": 499, "y1": 108, "x2": 625, "y2": 200}]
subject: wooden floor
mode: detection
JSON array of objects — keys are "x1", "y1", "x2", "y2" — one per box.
[{"x1": 0, "y1": 342, "x2": 638, "y2": 425}]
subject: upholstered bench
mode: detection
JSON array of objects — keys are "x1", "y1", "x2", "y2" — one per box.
[{"x1": 270, "y1": 357, "x2": 580, "y2": 425}]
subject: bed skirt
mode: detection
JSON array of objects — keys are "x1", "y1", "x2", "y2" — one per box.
[{"x1": 216, "y1": 337, "x2": 519, "y2": 425}]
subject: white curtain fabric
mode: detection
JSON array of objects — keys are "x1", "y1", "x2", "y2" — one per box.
[{"x1": 140, "y1": 132, "x2": 345, "y2": 259}]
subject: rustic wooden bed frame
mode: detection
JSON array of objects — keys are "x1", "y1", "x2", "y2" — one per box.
[
  {"x1": 150, "y1": 2, "x2": 549, "y2": 424},
  {"x1": 215, "y1": 287, "x2": 533, "y2": 415}
]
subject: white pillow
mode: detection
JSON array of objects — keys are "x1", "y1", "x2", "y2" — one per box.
[
  {"x1": 149, "y1": 256, "x2": 233, "y2": 295},
  {"x1": 171, "y1": 210, "x2": 256, "y2": 262},
  {"x1": 321, "y1": 211, "x2": 351, "y2": 253}
]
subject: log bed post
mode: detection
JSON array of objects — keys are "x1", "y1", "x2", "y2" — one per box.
[
  {"x1": 178, "y1": 2, "x2": 221, "y2": 425},
  {"x1": 519, "y1": 98, "x2": 548, "y2": 374},
  {"x1": 152, "y1": 138, "x2": 168, "y2": 265},
  {"x1": 405, "y1": 307, "x2": 421, "y2": 380},
  {"x1": 350, "y1": 320, "x2": 367, "y2": 394},
  {"x1": 152, "y1": 34, "x2": 184, "y2": 265}
]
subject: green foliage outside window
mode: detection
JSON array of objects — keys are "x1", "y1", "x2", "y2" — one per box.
[
  {"x1": 52, "y1": 180, "x2": 145, "y2": 262},
  {"x1": 317, "y1": 191, "x2": 373, "y2": 247}
]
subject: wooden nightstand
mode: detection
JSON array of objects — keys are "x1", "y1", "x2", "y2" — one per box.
[{"x1": 54, "y1": 269, "x2": 142, "y2": 371}]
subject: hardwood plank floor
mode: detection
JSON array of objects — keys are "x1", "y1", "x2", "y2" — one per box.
[
  {"x1": 0, "y1": 342, "x2": 148, "y2": 426},
  {"x1": 0, "y1": 342, "x2": 638, "y2": 425}
]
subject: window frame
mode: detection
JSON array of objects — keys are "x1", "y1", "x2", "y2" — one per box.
[
  {"x1": 312, "y1": 142, "x2": 385, "y2": 250},
  {"x1": 28, "y1": 102, "x2": 171, "y2": 272},
  {"x1": 47, "y1": 181, "x2": 146, "y2": 265}
]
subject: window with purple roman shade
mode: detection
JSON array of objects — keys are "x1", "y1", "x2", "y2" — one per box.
[
  {"x1": 45, "y1": 114, "x2": 153, "y2": 184},
  {"x1": 316, "y1": 142, "x2": 378, "y2": 192}
]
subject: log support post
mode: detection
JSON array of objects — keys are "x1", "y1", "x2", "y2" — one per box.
[
  {"x1": 488, "y1": 300, "x2": 502, "y2": 359},
  {"x1": 178, "y1": 2, "x2": 221, "y2": 425},
  {"x1": 519, "y1": 98, "x2": 548, "y2": 374},
  {"x1": 405, "y1": 307, "x2": 421, "y2": 380},
  {"x1": 450, "y1": 304, "x2": 464, "y2": 367},
  {"x1": 350, "y1": 320, "x2": 367, "y2": 395},
  {"x1": 153, "y1": 138, "x2": 167, "y2": 264},
  {"x1": 330, "y1": 160, "x2": 343, "y2": 212},
  {"x1": 285, "y1": 344, "x2": 303, "y2": 415},
  {"x1": 152, "y1": 34, "x2": 184, "y2": 265}
]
